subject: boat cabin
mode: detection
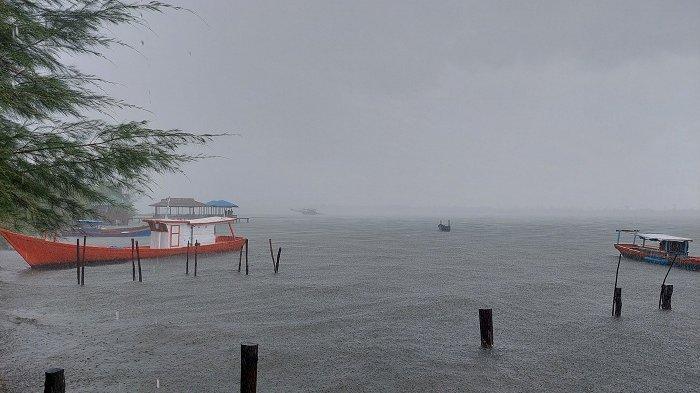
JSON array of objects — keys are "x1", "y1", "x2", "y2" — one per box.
[
  {"x1": 143, "y1": 216, "x2": 237, "y2": 249},
  {"x1": 638, "y1": 233, "x2": 692, "y2": 256}
]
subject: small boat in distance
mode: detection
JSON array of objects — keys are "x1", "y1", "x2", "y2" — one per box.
[
  {"x1": 438, "y1": 220, "x2": 451, "y2": 232},
  {"x1": 614, "y1": 229, "x2": 699, "y2": 271},
  {"x1": 291, "y1": 208, "x2": 319, "y2": 215},
  {"x1": 0, "y1": 216, "x2": 245, "y2": 268}
]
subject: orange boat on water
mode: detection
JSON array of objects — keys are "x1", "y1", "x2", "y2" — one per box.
[
  {"x1": 0, "y1": 216, "x2": 246, "y2": 268},
  {"x1": 614, "y1": 229, "x2": 700, "y2": 271}
]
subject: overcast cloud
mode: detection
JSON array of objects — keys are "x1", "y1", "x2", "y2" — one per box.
[{"x1": 73, "y1": 1, "x2": 700, "y2": 214}]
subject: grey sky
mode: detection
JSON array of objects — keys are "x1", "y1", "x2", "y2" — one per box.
[{"x1": 75, "y1": 1, "x2": 700, "y2": 214}]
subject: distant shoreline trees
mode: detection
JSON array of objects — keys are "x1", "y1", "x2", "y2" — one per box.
[{"x1": 0, "y1": 1, "x2": 216, "y2": 233}]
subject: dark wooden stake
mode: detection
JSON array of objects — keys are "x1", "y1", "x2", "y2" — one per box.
[
  {"x1": 131, "y1": 238, "x2": 136, "y2": 281},
  {"x1": 136, "y1": 240, "x2": 142, "y2": 282},
  {"x1": 80, "y1": 236, "x2": 86, "y2": 286},
  {"x1": 194, "y1": 241, "x2": 199, "y2": 276},
  {"x1": 613, "y1": 287, "x2": 622, "y2": 317},
  {"x1": 659, "y1": 254, "x2": 677, "y2": 309},
  {"x1": 245, "y1": 239, "x2": 249, "y2": 275},
  {"x1": 269, "y1": 238, "x2": 275, "y2": 269},
  {"x1": 75, "y1": 239, "x2": 80, "y2": 284},
  {"x1": 44, "y1": 367, "x2": 65, "y2": 393},
  {"x1": 238, "y1": 244, "x2": 243, "y2": 273},
  {"x1": 660, "y1": 284, "x2": 673, "y2": 310},
  {"x1": 479, "y1": 308, "x2": 493, "y2": 348},
  {"x1": 186, "y1": 241, "x2": 190, "y2": 275},
  {"x1": 612, "y1": 253, "x2": 622, "y2": 316},
  {"x1": 275, "y1": 247, "x2": 281, "y2": 273},
  {"x1": 241, "y1": 343, "x2": 258, "y2": 393}
]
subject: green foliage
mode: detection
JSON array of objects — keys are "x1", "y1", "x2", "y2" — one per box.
[{"x1": 0, "y1": 1, "x2": 215, "y2": 233}]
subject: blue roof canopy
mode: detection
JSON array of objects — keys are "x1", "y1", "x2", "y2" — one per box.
[{"x1": 206, "y1": 200, "x2": 239, "y2": 208}]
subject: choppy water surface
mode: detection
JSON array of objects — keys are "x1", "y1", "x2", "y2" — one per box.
[{"x1": 0, "y1": 216, "x2": 698, "y2": 392}]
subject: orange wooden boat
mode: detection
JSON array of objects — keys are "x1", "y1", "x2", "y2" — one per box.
[
  {"x1": 0, "y1": 217, "x2": 246, "y2": 268},
  {"x1": 614, "y1": 230, "x2": 700, "y2": 271}
]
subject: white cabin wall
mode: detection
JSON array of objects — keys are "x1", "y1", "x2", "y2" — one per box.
[
  {"x1": 149, "y1": 230, "x2": 170, "y2": 249},
  {"x1": 192, "y1": 224, "x2": 216, "y2": 245},
  {"x1": 147, "y1": 222, "x2": 219, "y2": 249}
]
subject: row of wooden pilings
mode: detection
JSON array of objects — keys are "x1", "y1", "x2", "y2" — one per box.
[
  {"x1": 74, "y1": 238, "x2": 286, "y2": 284},
  {"x1": 611, "y1": 253, "x2": 676, "y2": 317},
  {"x1": 42, "y1": 311, "x2": 495, "y2": 392}
]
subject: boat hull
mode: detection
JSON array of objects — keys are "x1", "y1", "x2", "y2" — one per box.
[
  {"x1": 615, "y1": 243, "x2": 700, "y2": 271},
  {"x1": 0, "y1": 228, "x2": 245, "y2": 268}
]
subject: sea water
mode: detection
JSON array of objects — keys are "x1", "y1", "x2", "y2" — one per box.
[{"x1": 0, "y1": 216, "x2": 698, "y2": 392}]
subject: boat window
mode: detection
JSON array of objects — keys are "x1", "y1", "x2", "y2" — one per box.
[{"x1": 147, "y1": 221, "x2": 168, "y2": 232}]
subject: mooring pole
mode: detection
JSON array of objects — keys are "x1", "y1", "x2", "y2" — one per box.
[
  {"x1": 479, "y1": 308, "x2": 493, "y2": 348},
  {"x1": 659, "y1": 254, "x2": 677, "y2": 309},
  {"x1": 275, "y1": 247, "x2": 281, "y2": 273},
  {"x1": 245, "y1": 239, "x2": 249, "y2": 275},
  {"x1": 44, "y1": 367, "x2": 65, "y2": 393},
  {"x1": 241, "y1": 343, "x2": 258, "y2": 393},
  {"x1": 131, "y1": 238, "x2": 136, "y2": 281},
  {"x1": 136, "y1": 240, "x2": 142, "y2": 282},
  {"x1": 194, "y1": 241, "x2": 199, "y2": 276},
  {"x1": 613, "y1": 287, "x2": 622, "y2": 317},
  {"x1": 238, "y1": 244, "x2": 243, "y2": 273},
  {"x1": 612, "y1": 253, "x2": 622, "y2": 316},
  {"x1": 269, "y1": 239, "x2": 275, "y2": 270},
  {"x1": 75, "y1": 239, "x2": 80, "y2": 284},
  {"x1": 186, "y1": 241, "x2": 190, "y2": 275},
  {"x1": 661, "y1": 285, "x2": 673, "y2": 310},
  {"x1": 80, "y1": 236, "x2": 86, "y2": 286}
]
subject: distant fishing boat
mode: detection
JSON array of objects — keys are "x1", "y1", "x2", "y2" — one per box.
[
  {"x1": 438, "y1": 220, "x2": 451, "y2": 232},
  {"x1": 60, "y1": 220, "x2": 150, "y2": 237},
  {"x1": 0, "y1": 217, "x2": 245, "y2": 268},
  {"x1": 614, "y1": 229, "x2": 699, "y2": 271},
  {"x1": 291, "y1": 208, "x2": 319, "y2": 215}
]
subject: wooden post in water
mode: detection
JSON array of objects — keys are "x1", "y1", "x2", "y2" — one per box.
[
  {"x1": 240, "y1": 343, "x2": 258, "y2": 393},
  {"x1": 269, "y1": 239, "x2": 275, "y2": 270},
  {"x1": 660, "y1": 285, "x2": 673, "y2": 310},
  {"x1": 44, "y1": 367, "x2": 65, "y2": 393},
  {"x1": 659, "y1": 254, "x2": 677, "y2": 309},
  {"x1": 245, "y1": 239, "x2": 249, "y2": 275},
  {"x1": 238, "y1": 245, "x2": 243, "y2": 273},
  {"x1": 80, "y1": 236, "x2": 86, "y2": 286},
  {"x1": 612, "y1": 253, "x2": 622, "y2": 316},
  {"x1": 275, "y1": 247, "x2": 281, "y2": 273},
  {"x1": 186, "y1": 241, "x2": 190, "y2": 275},
  {"x1": 131, "y1": 238, "x2": 136, "y2": 281},
  {"x1": 613, "y1": 287, "x2": 622, "y2": 317},
  {"x1": 478, "y1": 308, "x2": 493, "y2": 348},
  {"x1": 136, "y1": 240, "x2": 142, "y2": 282},
  {"x1": 194, "y1": 241, "x2": 199, "y2": 276},
  {"x1": 75, "y1": 239, "x2": 80, "y2": 284}
]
